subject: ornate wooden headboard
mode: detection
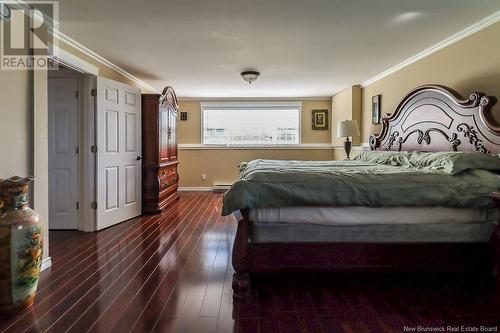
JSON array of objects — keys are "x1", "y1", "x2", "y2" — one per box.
[
  {"x1": 369, "y1": 85, "x2": 500, "y2": 153},
  {"x1": 159, "y1": 86, "x2": 179, "y2": 110}
]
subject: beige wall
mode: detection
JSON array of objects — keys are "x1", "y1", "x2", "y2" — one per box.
[
  {"x1": 331, "y1": 88, "x2": 352, "y2": 146},
  {"x1": 361, "y1": 21, "x2": 500, "y2": 143},
  {"x1": 0, "y1": 70, "x2": 33, "y2": 177},
  {"x1": 301, "y1": 100, "x2": 333, "y2": 143},
  {"x1": 0, "y1": 18, "x2": 33, "y2": 178},
  {"x1": 331, "y1": 85, "x2": 361, "y2": 146},
  {"x1": 177, "y1": 99, "x2": 333, "y2": 187},
  {"x1": 331, "y1": 86, "x2": 363, "y2": 159},
  {"x1": 179, "y1": 149, "x2": 334, "y2": 187}
]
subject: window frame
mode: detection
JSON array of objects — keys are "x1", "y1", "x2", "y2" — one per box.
[{"x1": 200, "y1": 101, "x2": 302, "y2": 147}]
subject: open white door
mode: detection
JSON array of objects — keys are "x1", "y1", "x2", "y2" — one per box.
[
  {"x1": 48, "y1": 77, "x2": 79, "y2": 229},
  {"x1": 95, "y1": 77, "x2": 142, "y2": 230}
]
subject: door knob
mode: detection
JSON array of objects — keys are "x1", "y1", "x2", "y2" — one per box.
[{"x1": 136, "y1": 156, "x2": 142, "y2": 161}]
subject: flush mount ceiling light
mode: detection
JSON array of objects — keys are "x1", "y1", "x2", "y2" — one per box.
[
  {"x1": 0, "y1": 3, "x2": 11, "y2": 21},
  {"x1": 240, "y1": 70, "x2": 260, "y2": 84}
]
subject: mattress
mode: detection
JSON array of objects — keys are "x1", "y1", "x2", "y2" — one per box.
[{"x1": 248, "y1": 206, "x2": 499, "y2": 226}]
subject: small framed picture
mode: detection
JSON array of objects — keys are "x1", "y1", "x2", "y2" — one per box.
[
  {"x1": 312, "y1": 109, "x2": 328, "y2": 130},
  {"x1": 180, "y1": 111, "x2": 188, "y2": 121},
  {"x1": 372, "y1": 95, "x2": 381, "y2": 124}
]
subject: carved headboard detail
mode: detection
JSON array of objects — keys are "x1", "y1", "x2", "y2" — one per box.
[
  {"x1": 369, "y1": 85, "x2": 500, "y2": 153},
  {"x1": 159, "y1": 86, "x2": 179, "y2": 110}
]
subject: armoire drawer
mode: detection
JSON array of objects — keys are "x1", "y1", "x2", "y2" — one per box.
[
  {"x1": 159, "y1": 166, "x2": 176, "y2": 180},
  {"x1": 159, "y1": 183, "x2": 178, "y2": 201},
  {"x1": 160, "y1": 174, "x2": 178, "y2": 190}
]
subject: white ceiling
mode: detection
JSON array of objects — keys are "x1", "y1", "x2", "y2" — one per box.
[{"x1": 57, "y1": 0, "x2": 500, "y2": 98}]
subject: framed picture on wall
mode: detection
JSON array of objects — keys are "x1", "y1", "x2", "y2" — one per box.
[
  {"x1": 312, "y1": 109, "x2": 328, "y2": 130},
  {"x1": 372, "y1": 95, "x2": 381, "y2": 124}
]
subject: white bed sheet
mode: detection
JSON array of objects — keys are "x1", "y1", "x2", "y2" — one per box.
[{"x1": 248, "y1": 206, "x2": 498, "y2": 226}]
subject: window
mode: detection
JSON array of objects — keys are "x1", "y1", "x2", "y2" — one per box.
[{"x1": 202, "y1": 102, "x2": 301, "y2": 146}]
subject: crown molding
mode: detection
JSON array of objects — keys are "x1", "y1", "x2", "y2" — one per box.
[
  {"x1": 54, "y1": 31, "x2": 159, "y2": 92},
  {"x1": 360, "y1": 10, "x2": 500, "y2": 88},
  {"x1": 5, "y1": 0, "x2": 159, "y2": 93},
  {"x1": 48, "y1": 44, "x2": 100, "y2": 75}
]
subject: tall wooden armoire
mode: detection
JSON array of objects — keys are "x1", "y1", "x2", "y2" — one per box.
[{"x1": 142, "y1": 86, "x2": 179, "y2": 214}]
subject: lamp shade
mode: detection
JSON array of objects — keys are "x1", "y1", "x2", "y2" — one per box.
[{"x1": 337, "y1": 120, "x2": 360, "y2": 138}]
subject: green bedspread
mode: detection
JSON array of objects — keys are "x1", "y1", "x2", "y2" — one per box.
[{"x1": 222, "y1": 159, "x2": 500, "y2": 215}]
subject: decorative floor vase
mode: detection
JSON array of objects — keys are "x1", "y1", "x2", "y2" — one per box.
[{"x1": 0, "y1": 176, "x2": 43, "y2": 318}]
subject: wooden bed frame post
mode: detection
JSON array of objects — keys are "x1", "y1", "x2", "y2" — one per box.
[
  {"x1": 232, "y1": 210, "x2": 251, "y2": 299},
  {"x1": 490, "y1": 192, "x2": 500, "y2": 276}
]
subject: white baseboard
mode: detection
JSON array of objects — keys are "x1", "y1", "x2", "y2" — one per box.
[
  {"x1": 213, "y1": 184, "x2": 232, "y2": 193},
  {"x1": 41, "y1": 257, "x2": 52, "y2": 271},
  {"x1": 178, "y1": 187, "x2": 213, "y2": 192}
]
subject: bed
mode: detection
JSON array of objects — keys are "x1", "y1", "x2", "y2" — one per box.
[{"x1": 223, "y1": 85, "x2": 500, "y2": 299}]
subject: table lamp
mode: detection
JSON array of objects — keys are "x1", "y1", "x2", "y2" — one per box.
[{"x1": 337, "y1": 120, "x2": 360, "y2": 160}]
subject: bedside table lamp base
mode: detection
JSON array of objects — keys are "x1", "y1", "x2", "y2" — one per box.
[
  {"x1": 337, "y1": 120, "x2": 360, "y2": 161},
  {"x1": 344, "y1": 138, "x2": 352, "y2": 160}
]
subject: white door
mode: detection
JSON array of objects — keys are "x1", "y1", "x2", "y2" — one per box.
[
  {"x1": 96, "y1": 77, "x2": 142, "y2": 230},
  {"x1": 48, "y1": 78, "x2": 79, "y2": 229}
]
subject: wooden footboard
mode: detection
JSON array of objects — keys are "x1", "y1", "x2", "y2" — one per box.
[
  {"x1": 232, "y1": 202, "x2": 500, "y2": 299},
  {"x1": 231, "y1": 210, "x2": 251, "y2": 299}
]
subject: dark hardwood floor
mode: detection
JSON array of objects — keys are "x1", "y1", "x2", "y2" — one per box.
[{"x1": 1, "y1": 192, "x2": 499, "y2": 332}]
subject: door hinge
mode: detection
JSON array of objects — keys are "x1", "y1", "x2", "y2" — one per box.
[
  {"x1": 75, "y1": 146, "x2": 79, "y2": 154},
  {"x1": 91, "y1": 89, "x2": 97, "y2": 96},
  {"x1": 91, "y1": 145, "x2": 97, "y2": 153},
  {"x1": 76, "y1": 90, "x2": 79, "y2": 99},
  {"x1": 91, "y1": 202, "x2": 97, "y2": 210},
  {"x1": 76, "y1": 201, "x2": 79, "y2": 210}
]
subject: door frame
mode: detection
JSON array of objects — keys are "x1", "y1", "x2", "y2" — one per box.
[
  {"x1": 48, "y1": 48, "x2": 99, "y2": 232},
  {"x1": 78, "y1": 74, "x2": 97, "y2": 232}
]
